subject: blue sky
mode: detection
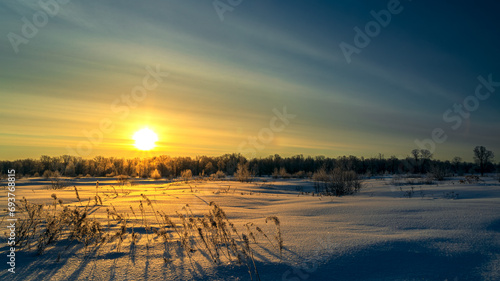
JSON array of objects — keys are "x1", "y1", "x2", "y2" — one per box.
[{"x1": 1, "y1": 0, "x2": 499, "y2": 161}]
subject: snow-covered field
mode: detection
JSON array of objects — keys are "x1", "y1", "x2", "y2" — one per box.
[{"x1": 1, "y1": 176, "x2": 500, "y2": 280}]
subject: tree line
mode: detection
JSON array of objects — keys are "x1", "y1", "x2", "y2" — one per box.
[{"x1": 0, "y1": 146, "x2": 497, "y2": 179}]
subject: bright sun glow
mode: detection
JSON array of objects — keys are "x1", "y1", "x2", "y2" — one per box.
[{"x1": 132, "y1": 128, "x2": 158, "y2": 151}]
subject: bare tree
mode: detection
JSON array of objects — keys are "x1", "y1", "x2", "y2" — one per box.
[
  {"x1": 420, "y1": 149, "x2": 432, "y2": 160},
  {"x1": 411, "y1": 149, "x2": 420, "y2": 164},
  {"x1": 452, "y1": 156, "x2": 464, "y2": 175},
  {"x1": 410, "y1": 149, "x2": 432, "y2": 174},
  {"x1": 473, "y1": 146, "x2": 494, "y2": 176}
]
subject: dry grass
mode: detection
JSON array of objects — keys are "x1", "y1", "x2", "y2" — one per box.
[
  {"x1": 7, "y1": 187, "x2": 281, "y2": 281},
  {"x1": 14, "y1": 196, "x2": 103, "y2": 255},
  {"x1": 390, "y1": 174, "x2": 434, "y2": 186}
]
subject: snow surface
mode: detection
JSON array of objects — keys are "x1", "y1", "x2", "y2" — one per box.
[{"x1": 1, "y1": 176, "x2": 500, "y2": 280}]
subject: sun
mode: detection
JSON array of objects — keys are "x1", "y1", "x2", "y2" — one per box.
[{"x1": 132, "y1": 128, "x2": 158, "y2": 151}]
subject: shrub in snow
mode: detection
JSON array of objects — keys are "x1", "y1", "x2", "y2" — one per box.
[
  {"x1": 210, "y1": 170, "x2": 226, "y2": 180},
  {"x1": 293, "y1": 171, "x2": 307, "y2": 178},
  {"x1": 47, "y1": 170, "x2": 67, "y2": 189},
  {"x1": 313, "y1": 168, "x2": 361, "y2": 196},
  {"x1": 312, "y1": 168, "x2": 329, "y2": 182},
  {"x1": 272, "y1": 167, "x2": 291, "y2": 179},
  {"x1": 42, "y1": 170, "x2": 52, "y2": 178},
  {"x1": 330, "y1": 168, "x2": 361, "y2": 196},
  {"x1": 430, "y1": 164, "x2": 448, "y2": 181},
  {"x1": 272, "y1": 168, "x2": 279, "y2": 179},
  {"x1": 150, "y1": 169, "x2": 161, "y2": 179},
  {"x1": 235, "y1": 162, "x2": 252, "y2": 182},
  {"x1": 181, "y1": 169, "x2": 192, "y2": 182},
  {"x1": 116, "y1": 175, "x2": 130, "y2": 185}
]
